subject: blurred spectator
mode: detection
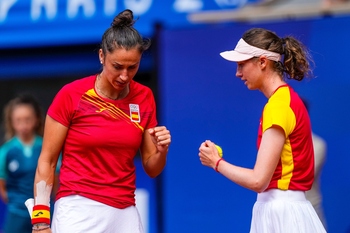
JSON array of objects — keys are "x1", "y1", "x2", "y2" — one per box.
[
  {"x1": 303, "y1": 98, "x2": 327, "y2": 229},
  {"x1": 306, "y1": 133, "x2": 327, "y2": 228},
  {"x1": 323, "y1": 0, "x2": 350, "y2": 8},
  {"x1": 0, "y1": 94, "x2": 44, "y2": 233}
]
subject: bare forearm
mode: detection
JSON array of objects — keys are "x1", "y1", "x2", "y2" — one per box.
[
  {"x1": 143, "y1": 151, "x2": 167, "y2": 178},
  {"x1": 34, "y1": 160, "x2": 56, "y2": 197},
  {"x1": 34, "y1": 115, "x2": 66, "y2": 197},
  {"x1": 199, "y1": 124, "x2": 284, "y2": 194},
  {"x1": 217, "y1": 161, "x2": 269, "y2": 193},
  {"x1": 141, "y1": 126, "x2": 170, "y2": 178}
]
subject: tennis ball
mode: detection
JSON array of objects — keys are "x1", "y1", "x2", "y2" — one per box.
[{"x1": 215, "y1": 145, "x2": 223, "y2": 158}]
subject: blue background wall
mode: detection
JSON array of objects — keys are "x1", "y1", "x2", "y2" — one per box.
[
  {"x1": 158, "y1": 16, "x2": 350, "y2": 233},
  {"x1": 1, "y1": 2, "x2": 350, "y2": 233}
]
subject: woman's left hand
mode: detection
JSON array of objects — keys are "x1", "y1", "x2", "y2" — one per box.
[{"x1": 148, "y1": 126, "x2": 171, "y2": 153}]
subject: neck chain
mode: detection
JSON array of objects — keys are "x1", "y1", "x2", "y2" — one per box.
[{"x1": 95, "y1": 74, "x2": 120, "y2": 100}]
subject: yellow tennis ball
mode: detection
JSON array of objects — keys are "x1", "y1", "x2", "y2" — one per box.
[{"x1": 215, "y1": 145, "x2": 223, "y2": 158}]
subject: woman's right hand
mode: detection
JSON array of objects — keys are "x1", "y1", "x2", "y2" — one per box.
[{"x1": 198, "y1": 140, "x2": 222, "y2": 169}]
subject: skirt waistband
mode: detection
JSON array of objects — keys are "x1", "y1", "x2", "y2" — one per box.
[{"x1": 257, "y1": 189, "x2": 306, "y2": 202}]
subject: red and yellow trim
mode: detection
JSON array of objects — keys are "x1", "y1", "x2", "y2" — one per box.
[{"x1": 31, "y1": 205, "x2": 50, "y2": 225}]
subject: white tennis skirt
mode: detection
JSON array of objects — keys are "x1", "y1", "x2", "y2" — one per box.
[
  {"x1": 51, "y1": 195, "x2": 144, "y2": 233},
  {"x1": 250, "y1": 189, "x2": 327, "y2": 233}
]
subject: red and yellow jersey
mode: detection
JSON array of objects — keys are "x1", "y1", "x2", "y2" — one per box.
[
  {"x1": 48, "y1": 75, "x2": 157, "y2": 209},
  {"x1": 257, "y1": 85, "x2": 314, "y2": 191}
]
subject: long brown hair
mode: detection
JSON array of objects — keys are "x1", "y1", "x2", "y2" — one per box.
[
  {"x1": 242, "y1": 28, "x2": 313, "y2": 81},
  {"x1": 3, "y1": 94, "x2": 44, "y2": 141}
]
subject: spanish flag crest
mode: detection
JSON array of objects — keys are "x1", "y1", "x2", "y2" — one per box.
[{"x1": 129, "y1": 104, "x2": 140, "y2": 123}]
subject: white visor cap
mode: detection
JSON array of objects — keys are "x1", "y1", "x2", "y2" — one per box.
[{"x1": 220, "y1": 38, "x2": 281, "y2": 62}]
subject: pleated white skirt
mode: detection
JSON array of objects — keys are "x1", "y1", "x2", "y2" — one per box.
[
  {"x1": 250, "y1": 189, "x2": 327, "y2": 233},
  {"x1": 51, "y1": 195, "x2": 144, "y2": 233}
]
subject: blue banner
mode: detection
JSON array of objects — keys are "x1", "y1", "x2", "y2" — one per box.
[{"x1": 0, "y1": 0, "x2": 251, "y2": 48}]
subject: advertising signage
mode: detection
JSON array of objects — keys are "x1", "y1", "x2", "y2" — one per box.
[{"x1": 0, "y1": 0, "x2": 248, "y2": 48}]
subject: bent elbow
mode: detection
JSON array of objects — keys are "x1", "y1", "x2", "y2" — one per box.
[
  {"x1": 251, "y1": 180, "x2": 269, "y2": 193},
  {"x1": 147, "y1": 173, "x2": 158, "y2": 179},
  {"x1": 143, "y1": 162, "x2": 166, "y2": 179},
  {"x1": 145, "y1": 169, "x2": 163, "y2": 179},
  {"x1": 148, "y1": 173, "x2": 158, "y2": 179}
]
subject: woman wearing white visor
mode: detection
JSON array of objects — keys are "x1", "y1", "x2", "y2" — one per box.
[{"x1": 198, "y1": 28, "x2": 326, "y2": 233}]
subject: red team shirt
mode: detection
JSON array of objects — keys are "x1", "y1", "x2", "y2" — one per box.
[
  {"x1": 257, "y1": 85, "x2": 314, "y2": 191},
  {"x1": 48, "y1": 75, "x2": 157, "y2": 209}
]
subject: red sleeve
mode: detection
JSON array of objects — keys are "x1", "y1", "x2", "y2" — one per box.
[
  {"x1": 47, "y1": 84, "x2": 76, "y2": 127},
  {"x1": 147, "y1": 88, "x2": 158, "y2": 129}
]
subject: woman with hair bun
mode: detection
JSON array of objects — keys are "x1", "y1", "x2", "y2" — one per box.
[
  {"x1": 199, "y1": 28, "x2": 326, "y2": 233},
  {"x1": 29, "y1": 9, "x2": 171, "y2": 233}
]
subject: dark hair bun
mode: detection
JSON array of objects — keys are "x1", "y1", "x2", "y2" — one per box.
[{"x1": 111, "y1": 9, "x2": 135, "y2": 28}]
